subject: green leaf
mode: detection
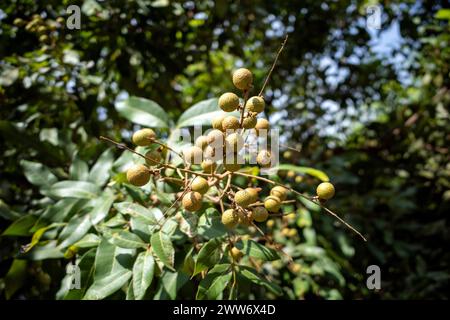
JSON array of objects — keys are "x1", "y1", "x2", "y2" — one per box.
[
  {"x1": 239, "y1": 266, "x2": 283, "y2": 295},
  {"x1": 93, "y1": 240, "x2": 135, "y2": 281},
  {"x1": 84, "y1": 269, "x2": 132, "y2": 300},
  {"x1": 72, "y1": 233, "x2": 101, "y2": 248},
  {"x1": 58, "y1": 214, "x2": 92, "y2": 248},
  {"x1": 176, "y1": 98, "x2": 240, "y2": 128},
  {"x1": 89, "y1": 190, "x2": 115, "y2": 224},
  {"x1": 21, "y1": 223, "x2": 64, "y2": 253},
  {"x1": 435, "y1": 9, "x2": 450, "y2": 20},
  {"x1": 20, "y1": 160, "x2": 58, "y2": 187},
  {"x1": 115, "y1": 96, "x2": 170, "y2": 128},
  {"x1": 275, "y1": 164, "x2": 329, "y2": 182},
  {"x1": 114, "y1": 202, "x2": 158, "y2": 225},
  {"x1": 88, "y1": 148, "x2": 114, "y2": 186},
  {"x1": 4, "y1": 259, "x2": 27, "y2": 299},
  {"x1": 150, "y1": 231, "x2": 175, "y2": 270},
  {"x1": 22, "y1": 240, "x2": 65, "y2": 260},
  {"x1": 132, "y1": 250, "x2": 155, "y2": 300},
  {"x1": 104, "y1": 229, "x2": 147, "y2": 249},
  {"x1": 193, "y1": 238, "x2": 222, "y2": 276},
  {"x1": 237, "y1": 240, "x2": 280, "y2": 261},
  {"x1": 69, "y1": 154, "x2": 89, "y2": 181},
  {"x1": 153, "y1": 270, "x2": 189, "y2": 300},
  {"x1": 39, "y1": 198, "x2": 88, "y2": 223},
  {"x1": 47, "y1": 181, "x2": 101, "y2": 199},
  {"x1": 196, "y1": 264, "x2": 231, "y2": 300},
  {"x1": 0, "y1": 200, "x2": 22, "y2": 221},
  {"x1": 197, "y1": 208, "x2": 227, "y2": 239},
  {"x1": 2, "y1": 214, "x2": 37, "y2": 236}
]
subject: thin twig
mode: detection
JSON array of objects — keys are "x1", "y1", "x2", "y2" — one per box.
[
  {"x1": 258, "y1": 34, "x2": 289, "y2": 97},
  {"x1": 235, "y1": 171, "x2": 367, "y2": 241}
]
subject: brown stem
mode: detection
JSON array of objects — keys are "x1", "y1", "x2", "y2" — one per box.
[{"x1": 258, "y1": 34, "x2": 289, "y2": 97}]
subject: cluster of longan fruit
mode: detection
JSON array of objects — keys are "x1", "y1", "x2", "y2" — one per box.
[
  {"x1": 14, "y1": 14, "x2": 64, "y2": 44},
  {"x1": 123, "y1": 67, "x2": 336, "y2": 236}
]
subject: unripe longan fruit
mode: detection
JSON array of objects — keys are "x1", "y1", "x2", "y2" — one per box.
[
  {"x1": 255, "y1": 118, "x2": 270, "y2": 136},
  {"x1": 288, "y1": 228, "x2": 298, "y2": 237},
  {"x1": 266, "y1": 219, "x2": 275, "y2": 228},
  {"x1": 191, "y1": 176, "x2": 209, "y2": 194},
  {"x1": 132, "y1": 128, "x2": 156, "y2": 146},
  {"x1": 195, "y1": 135, "x2": 209, "y2": 150},
  {"x1": 212, "y1": 115, "x2": 225, "y2": 131},
  {"x1": 264, "y1": 195, "x2": 281, "y2": 212},
  {"x1": 242, "y1": 115, "x2": 257, "y2": 129},
  {"x1": 145, "y1": 150, "x2": 162, "y2": 166},
  {"x1": 201, "y1": 159, "x2": 217, "y2": 174},
  {"x1": 230, "y1": 247, "x2": 243, "y2": 261},
  {"x1": 256, "y1": 150, "x2": 272, "y2": 168},
  {"x1": 281, "y1": 227, "x2": 290, "y2": 237},
  {"x1": 221, "y1": 209, "x2": 239, "y2": 229},
  {"x1": 182, "y1": 191, "x2": 203, "y2": 212},
  {"x1": 316, "y1": 182, "x2": 335, "y2": 200},
  {"x1": 253, "y1": 207, "x2": 269, "y2": 222},
  {"x1": 270, "y1": 186, "x2": 288, "y2": 201},
  {"x1": 245, "y1": 188, "x2": 259, "y2": 203},
  {"x1": 225, "y1": 132, "x2": 244, "y2": 152},
  {"x1": 127, "y1": 164, "x2": 150, "y2": 187},
  {"x1": 222, "y1": 116, "x2": 240, "y2": 131},
  {"x1": 234, "y1": 190, "x2": 252, "y2": 208},
  {"x1": 245, "y1": 96, "x2": 265, "y2": 113},
  {"x1": 13, "y1": 18, "x2": 25, "y2": 26},
  {"x1": 206, "y1": 129, "x2": 224, "y2": 145},
  {"x1": 219, "y1": 92, "x2": 240, "y2": 112},
  {"x1": 232, "y1": 68, "x2": 253, "y2": 91},
  {"x1": 183, "y1": 146, "x2": 203, "y2": 164}
]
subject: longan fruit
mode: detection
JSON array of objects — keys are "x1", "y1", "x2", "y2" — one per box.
[
  {"x1": 212, "y1": 115, "x2": 226, "y2": 131},
  {"x1": 222, "y1": 115, "x2": 240, "y2": 131},
  {"x1": 255, "y1": 118, "x2": 270, "y2": 136},
  {"x1": 232, "y1": 68, "x2": 253, "y2": 91},
  {"x1": 126, "y1": 164, "x2": 150, "y2": 187},
  {"x1": 270, "y1": 186, "x2": 288, "y2": 201},
  {"x1": 219, "y1": 92, "x2": 240, "y2": 112},
  {"x1": 221, "y1": 209, "x2": 239, "y2": 229},
  {"x1": 183, "y1": 146, "x2": 203, "y2": 164},
  {"x1": 195, "y1": 135, "x2": 209, "y2": 150},
  {"x1": 191, "y1": 176, "x2": 209, "y2": 194},
  {"x1": 206, "y1": 129, "x2": 224, "y2": 145},
  {"x1": 264, "y1": 195, "x2": 281, "y2": 212},
  {"x1": 245, "y1": 96, "x2": 265, "y2": 113},
  {"x1": 234, "y1": 190, "x2": 253, "y2": 208},
  {"x1": 256, "y1": 150, "x2": 272, "y2": 168},
  {"x1": 145, "y1": 150, "x2": 162, "y2": 166},
  {"x1": 244, "y1": 188, "x2": 259, "y2": 203},
  {"x1": 253, "y1": 207, "x2": 269, "y2": 222},
  {"x1": 201, "y1": 159, "x2": 217, "y2": 174},
  {"x1": 182, "y1": 191, "x2": 203, "y2": 212},
  {"x1": 229, "y1": 247, "x2": 243, "y2": 261},
  {"x1": 225, "y1": 132, "x2": 244, "y2": 153},
  {"x1": 316, "y1": 182, "x2": 335, "y2": 200},
  {"x1": 242, "y1": 115, "x2": 257, "y2": 129},
  {"x1": 132, "y1": 128, "x2": 156, "y2": 146}
]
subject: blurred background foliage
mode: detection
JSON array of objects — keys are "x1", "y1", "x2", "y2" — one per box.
[{"x1": 0, "y1": 0, "x2": 448, "y2": 299}]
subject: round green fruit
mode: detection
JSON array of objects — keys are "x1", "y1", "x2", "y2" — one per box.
[
  {"x1": 253, "y1": 207, "x2": 269, "y2": 222},
  {"x1": 232, "y1": 68, "x2": 253, "y2": 91},
  {"x1": 219, "y1": 92, "x2": 240, "y2": 112},
  {"x1": 245, "y1": 96, "x2": 265, "y2": 113},
  {"x1": 270, "y1": 186, "x2": 288, "y2": 201},
  {"x1": 221, "y1": 209, "x2": 239, "y2": 228},
  {"x1": 316, "y1": 182, "x2": 335, "y2": 200},
  {"x1": 182, "y1": 191, "x2": 203, "y2": 212},
  {"x1": 126, "y1": 164, "x2": 150, "y2": 187},
  {"x1": 264, "y1": 195, "x2": 281, "y2": 213},
  {"x1": 191, "y1": 176, "x2": 209, "y2": 194},
  {"x1": 132, "y1": 128, "x2": 156, "y2": 146}
]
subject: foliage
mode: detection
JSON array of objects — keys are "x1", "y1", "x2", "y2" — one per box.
[{"x1": 0, "y1": 1, "x2": 448, "y2": 300}]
